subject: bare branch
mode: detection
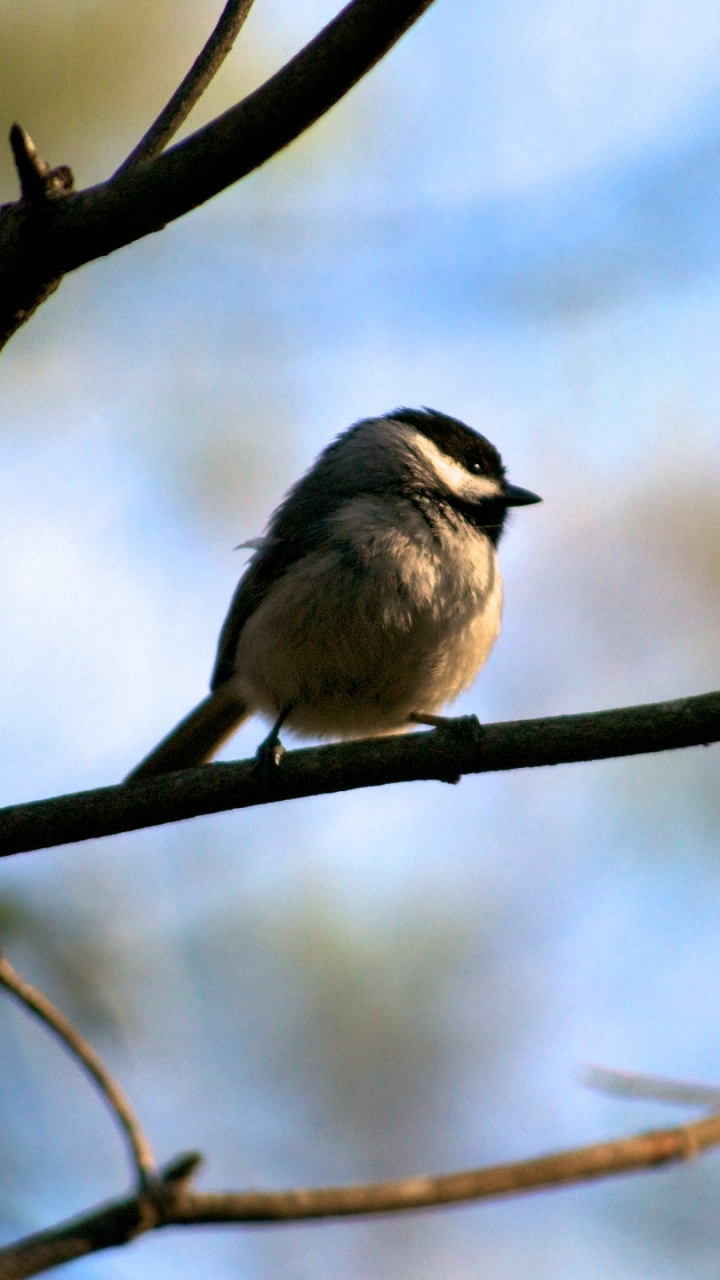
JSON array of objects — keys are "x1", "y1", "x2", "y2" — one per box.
[
  {"x1": 116, "y1": 0, "x2": 257, "y2": 174},
  {"x1": 0, "y1": 952, "x2": 156, "y2": 1187},
  {"x1": 584, "y1": 1064, "x2": 720, "y2": 1110},
  {"x1": 0, "y1": 689, "x2": 719, "y2": 858},
  {"x1": 0, "y1": 0, "x2": 436, "y2": 349},
  {"x1": 2, "y1": 1109, "x2": 720, "y2": 1279}
]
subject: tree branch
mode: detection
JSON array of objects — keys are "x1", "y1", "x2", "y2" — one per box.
[
  {"x1": 0, "y1": 689, "x2": 719, "y2": 858},
  {"x1": 583, "y1": 1064, "x2": 720, "y2": 1110},
  {"x1": 0, "y1": 952, "x2": 156, "y2": 1187},
  {"x1": 0, "y1": 0, "x2": 436, "y2": 349},
  {"x1": 115, "y1": 0, "x2": 257, "y2": 174},
  {"x1": 2, "y1": 1107, "x2": 719, "y2": 1279}
]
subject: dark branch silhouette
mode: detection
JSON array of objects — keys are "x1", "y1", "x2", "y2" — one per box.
[
  {"x1": 0, "y1": 689, "x2": 718, "y2": 858},
  {"x1": 115, "y1": 0, "x2": 257, "y2": 173},
  {"x1": 2, "y1": 1104, "x2": 719, "y2": 1279},
  {"x1": 0, "y1": 0, "x2": 436, "y2": 349},
  {"x1": 0, "y1": 953, "x2": 157, "y2": 1186},
  {"x1": 9, "y1": 126, "x2": 74, "y2": 203}
]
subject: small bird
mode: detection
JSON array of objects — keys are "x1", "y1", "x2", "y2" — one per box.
[{"x1": 127, "y1": 408, "x2": 540, "y2": 780}]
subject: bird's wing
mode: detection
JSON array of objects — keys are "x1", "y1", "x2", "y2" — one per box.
[
  {"x1": 211, "y1": 553, "x2": 280, "y2": 688},
  {"x1": 211, "y1": 454, "x2": 372, "y2": 689},
  {"x1": 210, "y1": 525, "x2": 329, "y2": 688}
]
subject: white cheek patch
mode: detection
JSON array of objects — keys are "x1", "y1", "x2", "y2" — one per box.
[{"x1": 412, "y1": 433, "x2": 503, "y2": 502}]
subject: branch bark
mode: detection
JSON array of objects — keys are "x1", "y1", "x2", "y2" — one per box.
[
  {"x1": 0, "y1": 0, "x2": 436, "y2": 349},
  {"x1": 116, "y1": 0, "x2": 257, "y2": 173},
  {"x1": 2, "y1": 1109, "x2": 719, "y2": 1280},
  {"x1": 0, "y1": 953, "x2": 156, "y2": 1186},
  {"x1": 0, "y1": 689, "x2": 718, "y2": 858}
]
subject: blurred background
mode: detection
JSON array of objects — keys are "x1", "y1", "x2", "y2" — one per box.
[{"x1": 1, "y1": 0, "x2": 720, "y2": 1275}]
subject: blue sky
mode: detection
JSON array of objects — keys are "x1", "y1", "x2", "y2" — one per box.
[{"x1": 2, "y1": 0, "x2": 720, "y2": 1276}]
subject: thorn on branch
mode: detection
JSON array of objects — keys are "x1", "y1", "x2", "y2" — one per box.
[
  {"x1": 161, "y1": 1151, "x2": 204, "y2": 1183},
  {"x1": 9, "y1": 124, "x2": 74, "y2": 204}
]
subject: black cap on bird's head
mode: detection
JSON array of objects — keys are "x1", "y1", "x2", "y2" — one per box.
[
  {"x1": 271, "y1": 406, "x2": 541, "y2": 554},
  {"x1": 386, "y1": 406, "x2": 542, "y2": 522},
  {"x1": 388, "y1": 406, "x2": 505, "y2": 476}
]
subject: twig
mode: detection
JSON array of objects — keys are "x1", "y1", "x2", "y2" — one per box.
[
  {"x1": 9, "y1": 126, "x2": 74, "y2": 204},
  {"x1": 0, "y1": 689, "x2": 719, "y2": 857},
  {"x1": 583, "y1": 1064, "x2": 720, "y2": 1110},
  {"x1": 0, "y1": 952, "x2": 156, "y2": 1187},
  {"x1": 116, "y1": 0, "x2": 257, "y2": 174},
  {"x1": 2, "y1": 1109, "x2": 720, "y2": 1279},
  {"x1": 0, "y1": 0, "x2": 436, "y2": 349}
]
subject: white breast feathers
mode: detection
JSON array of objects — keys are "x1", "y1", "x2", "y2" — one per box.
[{"x1": 228, "y1": 493, "x2": 503, "y2": 739}]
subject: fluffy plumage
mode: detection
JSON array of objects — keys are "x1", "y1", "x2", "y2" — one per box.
[{"x1": 127, "y1": 409, "x2": 540, "y2": 779}]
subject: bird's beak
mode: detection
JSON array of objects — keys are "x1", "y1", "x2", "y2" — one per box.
[{"x1": 502, "y1": 483, "x2": 542, "y2": 507}]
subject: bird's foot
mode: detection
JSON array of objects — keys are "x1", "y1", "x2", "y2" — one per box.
[
  {"x1": 255, "y1": 733, "x2": 285, "y2": 775},
  {"x1": 254, "y1": 708, "x2": 291, "y2": 777}
]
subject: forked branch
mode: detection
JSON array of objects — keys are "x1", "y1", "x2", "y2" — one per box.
[
  {"x1": 116, "y1": 0, "x2": 257, "y2": 173},
  {"x1": 1, "y1": 956, "x2": 717, "y2": 1279},
  {"x1": 1, "y1": 1100, "x2": 719, "y2": 1279},
  {"x1": 0, "y1": 0, "x2": 436, "y2": 349}
]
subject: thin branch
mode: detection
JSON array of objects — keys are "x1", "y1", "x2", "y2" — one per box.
[
  {"x1": 0, "y1": 952, "x2": 156, "y2": 1187},
  {"x1": 116, "y1": 0, "x2": 257, "y2": 174},
  {"x1": 2, "y1": 1109, "x2": 720, "y2": 1279},
  {"x1": 584, "y1": 1064, "x2": 720, "y2": 1110},
  {"x1": 0, "y1": 689, "x2": 719, "y2": 858},
  {"x1": 0, "y1": 0, "x2": 436, "y2": 349}
]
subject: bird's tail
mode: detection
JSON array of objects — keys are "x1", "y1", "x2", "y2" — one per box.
[{"x1": 125, "y1": 688, "x2": 250, "y2": 781}]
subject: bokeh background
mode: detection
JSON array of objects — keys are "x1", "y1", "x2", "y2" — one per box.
[{"x1": 1, "y1": 0, "x2": 720, "y2": 1275}]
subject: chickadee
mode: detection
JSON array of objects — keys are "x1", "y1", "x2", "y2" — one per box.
[{"x1": 127, "y1": 408, "x2": 540, "y2": 780}]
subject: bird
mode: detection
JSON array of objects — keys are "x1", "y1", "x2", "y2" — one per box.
[{"x1": 126, "y1": 408, "x2": 541, "y2": 780}]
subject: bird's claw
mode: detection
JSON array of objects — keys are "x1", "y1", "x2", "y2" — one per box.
[
  {"x1": 253, "y1": 707, "x2": 292, "y2": 778},
  {"x1": 254, "y1": 736, "x2": 285, "y2": 777}
]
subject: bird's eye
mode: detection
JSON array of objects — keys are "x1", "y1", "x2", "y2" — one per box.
[{"x1": 470, "y1": 462, "x2": 482, "y2": 474}]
